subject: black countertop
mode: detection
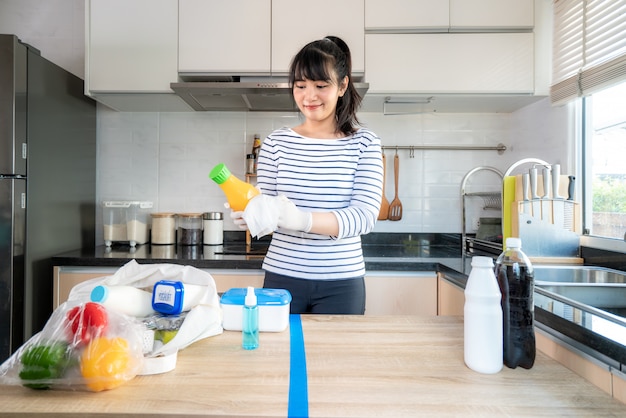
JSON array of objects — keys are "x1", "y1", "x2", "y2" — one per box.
[
  {"x1": 51, "y1": 233, "x2": 626, "y2": 372},
  {"x1": 52, "y1": 233, "x2": 469, "y2": 273}
]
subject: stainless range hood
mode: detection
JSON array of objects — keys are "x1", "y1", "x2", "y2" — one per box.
[{"x1": 170, "y1": 79, "x2": 369, "y2": 112}]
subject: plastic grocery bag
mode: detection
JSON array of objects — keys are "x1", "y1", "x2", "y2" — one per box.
[
  {"x1": 0, "y1": 301, "x2": 145, "y2": 391},
  {"x1": 67, "y1": 260, "x2": 223, "y2": 357}
]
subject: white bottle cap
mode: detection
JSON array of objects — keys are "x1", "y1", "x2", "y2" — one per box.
[
  {"x1": 245, "y1": 286, "x2": 257, "y2": 307},
  {"x1": 471, "y1": 256, "x2": 494, "y2": 268},
  {"x1": 506, "y1": 237, "x2": 522, "y2": 249}
]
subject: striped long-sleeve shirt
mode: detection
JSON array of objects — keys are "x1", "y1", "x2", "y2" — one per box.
[{"x1": 256, "y1": 127, "x2": 383, "y2": 280}]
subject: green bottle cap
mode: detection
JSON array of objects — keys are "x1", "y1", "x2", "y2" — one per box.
[{"x1": 209, "y1": 163, "x2": 231, "y2": 184}]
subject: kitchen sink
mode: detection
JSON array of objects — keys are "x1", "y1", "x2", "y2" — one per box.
[
  {"x1": 534, "y1": 265, "x2": 626, "y2": 285},
  {"x1": 534, "y1": 265, "x2": 626, "y2": 317}
]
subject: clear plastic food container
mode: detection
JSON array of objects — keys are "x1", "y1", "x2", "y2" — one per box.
[
  {"x1": 220, "y1": 288, "x2": 292, "y2": 332},
  {"x1": 103, "y1": 201, "x2": 153, "y2": 247}
]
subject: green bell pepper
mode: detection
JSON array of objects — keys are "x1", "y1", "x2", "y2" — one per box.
[{"x1": 19, "y1": 342, "x2": 71, "y2": 390}]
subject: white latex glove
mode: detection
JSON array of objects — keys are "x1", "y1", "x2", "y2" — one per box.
[
  {"x1": 229, "y1": 210, "x2": 248, "y2": 230},
  {"x1": 276, "y1": 195, "x2": 312, "y2": 233}
]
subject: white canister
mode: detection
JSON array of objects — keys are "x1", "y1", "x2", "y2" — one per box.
[
  {"x1": 203, "y1": 212, "x2": 224, "y2": 245},
  {"x1": 151, "y1": 213, "x2": 177, "y2": 244}
]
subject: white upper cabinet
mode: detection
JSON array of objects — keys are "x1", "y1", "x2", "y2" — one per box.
[
  {"x1": 365, "y1": 0, "x2": 533, "y2": 31},
  {"x1": 178, "y1": 0, "x2": 364, "y2": 77},
  {"x1": 178, "y1": 0, "x2": 271, "y2": 76},
  {"x1": 365, "y1": 0, "x2": 450, "y2": 31},
  {"x1": 363, "y1": 0, "x2": 543, "y2": 102},
  {"x1": 366, "y1": 33, "x2": 534, "y2": 94},
  {"x1": 449, "y1": 0, "x2": 534, "y2": 30},
  {"x1": 86, "y1": 0, "x2": 190, "y2": 111},
  {"x1": 87, "y1": 0, "x2": 178, "y2": 93},
  {"x1": 272, "y1": 0, "x2": 365, "y2": 76}
]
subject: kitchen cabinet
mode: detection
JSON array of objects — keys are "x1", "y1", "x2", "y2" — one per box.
[
  {"x1": 55, "y1": 267, "x2": 436, "y2": 316},
  {"x1": 536, "y1": 330, "x2": 613, "y2": 396},
  {"x1": 178, "y1": 0, "x2": 271, "y2": 75},
  {"x1": 85, "y1": 0, "x2": 190, "y2": 111},
  {"x1": 365, "y1": 0, "x2": 449, "y2": 31},
  {"x1": 364, "y1": 272, "x2": 437, "y2": 315},
  {"x1": 365, "y1": 33, "x2": 534, "y2": 94},
  {"x1": 271, "y1": 0, "x2": 365, "y2": 75},
  {"x1": 437, "y1": 274, "x2": 465, "y2": 316},
  {"x1": 178, "y1": 0, "x2": 364, "y2": 77},
  {"x1": 449, "y1": 0, "x2": 534, "y2": 29},
  {"x1": 365, "y1": 0, "x2": 532, "y2": 31},
  {"x1": 53, "y1": 266, "x2": 264, "y2": 308}
]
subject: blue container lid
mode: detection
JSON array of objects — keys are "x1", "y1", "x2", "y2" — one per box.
[
  {"x1": 220, "y1": 288, "x2": 292, "y2": 306},
  {"x1": 152, "y1": 280, "x2": 185, "y2": 315}
]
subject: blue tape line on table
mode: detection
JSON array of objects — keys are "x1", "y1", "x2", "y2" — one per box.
[{"x1": 288, "y1": 314, "x2": 309, "y2": 418}]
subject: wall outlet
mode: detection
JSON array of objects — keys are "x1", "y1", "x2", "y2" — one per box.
[{"x1": 472, "y1": 218, "x2": 480, "y2": 231}]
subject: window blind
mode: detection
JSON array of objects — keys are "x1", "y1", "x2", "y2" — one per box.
[{"x1": 551, "y1": 0, "x2": 626, "y2": 105}]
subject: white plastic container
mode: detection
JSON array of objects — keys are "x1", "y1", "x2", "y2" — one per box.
[
  {"x1": 90, "y1": 284, "x2": 156, "y2": 317},
  {"x1": 464, "y1": 256, "x2": 503, "y2": 374},
  {"x1": 220, "y1": 288, "x2": 291, "y2": 332},
  {"x1": 102, "y1": 201, "x2": 153, "y2": 246}
]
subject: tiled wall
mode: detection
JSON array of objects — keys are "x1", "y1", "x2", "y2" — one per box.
[{"x1": 95, "y1": 98, "x2": 573, "y2": 244}]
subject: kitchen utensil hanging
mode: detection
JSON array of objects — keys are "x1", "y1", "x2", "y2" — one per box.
[
  {"x1": 388, "y1": 150, "x2": 403, "y2": 221},
  {"x1": 378, "y1": 152, "x2": 390, "y2": 220}
]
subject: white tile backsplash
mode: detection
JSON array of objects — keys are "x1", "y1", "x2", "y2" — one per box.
[{"x1": 95, "y1": 99, "x2": 572, "y2": 244}]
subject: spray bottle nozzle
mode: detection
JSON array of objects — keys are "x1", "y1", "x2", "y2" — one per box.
[{"x1": 245, "y1": 286, "x2": 257, "y2": 307}]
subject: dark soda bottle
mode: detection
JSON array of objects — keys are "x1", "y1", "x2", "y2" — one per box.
[{"x1": 495, "y1": 237, "x2": 536, "y2": 369}]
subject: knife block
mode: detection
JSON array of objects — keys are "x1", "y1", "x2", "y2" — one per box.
[
  {"x1": 511, "y1": 201, "x2": 581, "y2": 236},
  {"x1": 510, "y1": 201, "x2": 582, "y2": 260}
]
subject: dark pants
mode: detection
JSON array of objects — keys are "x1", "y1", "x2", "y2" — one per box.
[{"x1": 263, "y1": 271, "x2": 366, "y2": 315}]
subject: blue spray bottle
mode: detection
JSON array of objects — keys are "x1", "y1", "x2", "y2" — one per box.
[{"x1": 242, "y1": 286, "x2": 259, "y2": 350}]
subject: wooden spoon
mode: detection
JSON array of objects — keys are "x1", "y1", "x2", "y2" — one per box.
[
  {"x1": 388, "y1": 153, "x2": 403, "y2": 221},
  {"x1": 378, "y1": 153, "x2": 389, "y2": 220}
]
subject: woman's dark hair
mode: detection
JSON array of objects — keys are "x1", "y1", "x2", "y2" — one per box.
[{"x1": 288, "y1": 36, "x2": 362, "y2": 136}]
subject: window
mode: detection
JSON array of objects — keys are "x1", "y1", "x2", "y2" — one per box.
[{"x1": 583, "y1": 80, "x2": 626, "y2": 240}]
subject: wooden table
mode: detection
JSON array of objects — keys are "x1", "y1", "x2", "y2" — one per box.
[{"x1": 1, "y1": 315, "x2": 625, "y2": 417}]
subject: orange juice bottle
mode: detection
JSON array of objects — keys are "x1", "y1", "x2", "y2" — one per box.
[{"x1": 209, "y1": 163, "x2": 260, "y2": 211}]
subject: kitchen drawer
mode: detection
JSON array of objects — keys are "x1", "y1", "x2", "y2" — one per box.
[{"x1": 365, "y1": 272, "x2": 437, "y2": 315}]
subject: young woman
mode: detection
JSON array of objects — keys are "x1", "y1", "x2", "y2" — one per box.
[{"x1": 234, "y1": 36, "x2": 383, "y2": 314}]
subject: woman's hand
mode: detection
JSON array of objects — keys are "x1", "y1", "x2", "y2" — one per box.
[{"x1": 229, "y1": 210, "x2": 248, "y2": 230}]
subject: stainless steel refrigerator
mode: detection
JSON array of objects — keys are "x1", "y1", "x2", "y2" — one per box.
[{"x1": 0, "y1": 34, "x2": 96, "y2": 362}]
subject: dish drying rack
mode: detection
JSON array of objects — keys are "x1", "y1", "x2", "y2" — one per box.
[{"x1": 461, "y1": 166, "x2": 504, "y2": 255}]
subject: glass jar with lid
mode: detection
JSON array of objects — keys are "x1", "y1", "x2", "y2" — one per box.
[
  {"x1": 177, "y1": 213, "x2": 203, "y2": 245},
  {"x1": 151, "y1": 213, "x2": 177, "y2": 245}
]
